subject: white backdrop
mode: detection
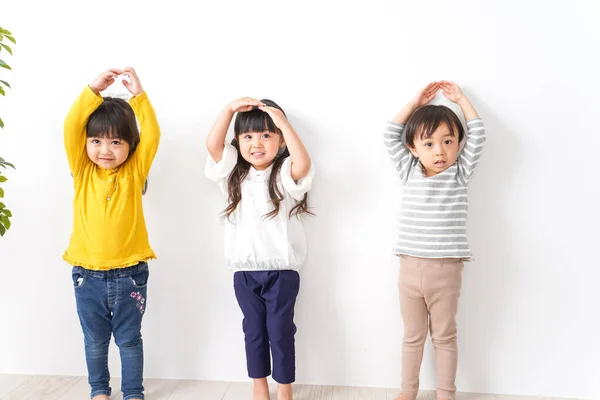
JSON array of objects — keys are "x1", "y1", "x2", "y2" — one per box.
[{"x1": 0, "y1": 1, "x2": 598, "y2": 399}]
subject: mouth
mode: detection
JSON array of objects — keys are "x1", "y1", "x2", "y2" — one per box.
[
  {"x1": 434, "y1": 160, "x2": 446, "y2": 167},
  {"x1": 250, "y1": 152, "x2": 265, "y2": 157}
]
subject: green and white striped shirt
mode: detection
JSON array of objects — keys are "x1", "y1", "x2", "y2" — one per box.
[{"x1": 383, "y1": 118, "x2": 486, "y2": 259}]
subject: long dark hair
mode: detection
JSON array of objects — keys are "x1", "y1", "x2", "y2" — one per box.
[
  {"x1": 86, "y1": 97, "x2": 149, "y2": 194},
  {"x1": 223, "y1": 99, "x2": 311, "y2": 221}
]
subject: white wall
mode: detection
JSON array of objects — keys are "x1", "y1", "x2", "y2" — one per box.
[{"x1": 0, "y1": 1, "x2": 598, "y2": 398}]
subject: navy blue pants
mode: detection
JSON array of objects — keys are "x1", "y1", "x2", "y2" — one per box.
[{"x1": 233, "y1": 270, "x2": 300, "y2": 384}]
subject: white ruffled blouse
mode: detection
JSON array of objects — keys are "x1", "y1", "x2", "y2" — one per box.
[{"x1": 205, "y1": 142, "x2": 315, "y2": 271}]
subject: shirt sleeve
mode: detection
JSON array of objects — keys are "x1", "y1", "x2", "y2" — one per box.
[
  {"x1": 280, "y1": 157, "x2": 315, "y2": 201},
  {"x1": 456, "y1": 118, "x2": 486, "y2": 185},
  {"x1": 205, "y1": 141, "x2": 238, "y2": 183},
  {"x1": 383, "y1": 121, "x2": 419, "y2": 183},
  {"x1": 128, "y1": 92, "x2": 161, "y2": 178},
  {"x1": 64, "y1": 86, "x2": 103, "y2": 177}
]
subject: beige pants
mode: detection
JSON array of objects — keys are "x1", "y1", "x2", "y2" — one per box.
[{"x1": 398, "y1": 255, "x2": 464, "y2": 400}]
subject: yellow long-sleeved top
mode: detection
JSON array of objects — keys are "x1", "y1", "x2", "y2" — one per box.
[{"x1": 63, "y1": 86, "x2": 160, "y2": 270}]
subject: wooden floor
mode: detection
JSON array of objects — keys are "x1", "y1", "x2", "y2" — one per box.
[{"x1": 0, "y1": 375, "x2": 578, "y2": 400}]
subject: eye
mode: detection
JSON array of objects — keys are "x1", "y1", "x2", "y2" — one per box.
[
  {"x1": 444, "y1": 140, "x2": 453, "y2": 145},
  {"x1": 424, "y1": 142, "x2": 433, "y2": 148},
  {"x1": 91, "y1": 139, "x2": 100, "y2": 145},
  {"x1": 111, "y1": 140, "x2": 122, "y2": 146},
  {"x1": 243, "y1": 134, "x2": 252, "y2": 140},
  {"x1": 262, "y1": 133, "x2": 271, "y2": 139}
]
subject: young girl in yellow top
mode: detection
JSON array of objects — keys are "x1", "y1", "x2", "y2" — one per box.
[{"x1": 63, "y1": 68, "x2": 160, "y2": 400}]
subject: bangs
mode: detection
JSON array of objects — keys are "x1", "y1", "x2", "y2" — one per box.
[
  {"x1": 85, "y1": 97, "x2": 139, "y2": 147},
  {"x1": 86, "y1": 121, "x2": 124, "y2": 140},
  {"x1": 234, "y1": 107, "x2": 280, "y2": 135},
  {"x1": 233, "y1": 99, "x2": 286, "y2": 136},
  {"x1": 417, "y1": 113, "x2": 458, "y2": 141}
]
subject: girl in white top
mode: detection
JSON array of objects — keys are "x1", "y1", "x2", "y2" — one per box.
[{"x1": 205, "y1": 97, "x2": 314, "y2": 400}]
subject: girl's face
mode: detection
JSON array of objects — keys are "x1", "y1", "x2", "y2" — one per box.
[
  {"x1": 86, "y1": 136, "x2": 130, "y2": 169},
  {"x1": 408, "y1": 123, "x2": 460, "y2": 177},
  {"x1": 237, "y1": 130, "x2": 285, "y2": 170}
]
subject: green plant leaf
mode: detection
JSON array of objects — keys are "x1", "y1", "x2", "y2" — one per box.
[
  {"x1": 0, "y1": 43, "x2": 12, "y2": 55},
  {"x1": 0, "y1": 86, "x2": 4, "y2": 96},
  {"x1": 5, "y1": 35, "x2": 16, "y2": 44},
  {"x1": 0, "y1": 60, "x2": 11, "y2": 70},
  {"x1": 0, "y1": 201, "x2": 4, "y2": 209},
  {"x1": 0, "y1": 28, "x2": 11, "y2": 35},
  {"x1": 0, "y1": 160, "x2": 15, "y2": 169},
  {"x1": 0, "y1": 117, "x2": 4, "y2": 128},
  {"x1": 2, "y1": 209, "x2": 12, "y2": 217},
  {"x1": 0, "y1": 222, "x2": 6, "y2": 236},
  {"x1": 0, "y1": 186, "x2": 3, "y2": 197},
  {"x1": 0, "y1": 175, "x2": 6, "y2": 182},
  {"x1": 0, "y1": 215, "x2": 10, "y2": 230},
  {"x1": 0, "y1": 80, "x2": 10, "y2": 88}
]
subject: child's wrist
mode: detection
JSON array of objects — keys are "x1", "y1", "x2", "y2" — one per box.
[
  {"x1": 456, "y1": 96, "x2": 470, "y2": 106},
  {"x1": 88, "y1": 84, "x2": 100, "y2": 95}
]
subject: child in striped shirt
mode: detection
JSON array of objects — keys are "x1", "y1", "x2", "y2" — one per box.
[{"x1": 383, "y1": 81, "x2": 486, "y2": 400}]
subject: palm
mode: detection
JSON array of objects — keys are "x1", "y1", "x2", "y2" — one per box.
[
  {"x1": 412, "y1": 82, "x2": 439, "y2": 107},
  {"x1": 440, "y1": 81, "x2": 463, "y2": 103}
]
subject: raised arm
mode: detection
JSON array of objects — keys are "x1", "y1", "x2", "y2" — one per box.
[
  {"x1": 259, "y1": 106, "x2": 311, "y2": 180},
  {"x1": 207, "y1": 97, "x2": 264, "y2": 163},
  {"x1": 439, "y1": 81, "x2": 486, "y2": 185},
  {"x1": 64, "y1": 69, "x2": 120, "y2": 176},
  {"x1": 385, "y1": 82, "x2": 439, "y2": 182},
  {"x1": 122, "y1": 67, "x2": 161, "y2": 178}
]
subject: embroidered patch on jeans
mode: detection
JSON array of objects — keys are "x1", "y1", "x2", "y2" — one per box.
[{"x1": 130, "y1": 291, "x2": 146, "y2": 314}]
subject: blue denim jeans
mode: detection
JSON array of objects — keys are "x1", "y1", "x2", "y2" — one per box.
[{"x1": 72, "y1": 262, "x2": 149, "y2": 400}]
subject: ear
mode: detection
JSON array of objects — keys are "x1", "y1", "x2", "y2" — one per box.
[
  {"x1": 279, "y1": 136, "x2": 286, "y2": 148},
  {"x1": 408, "y1": 145, "x2": 419, "y2": 158}
]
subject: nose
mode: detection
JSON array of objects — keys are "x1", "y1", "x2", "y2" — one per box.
[
  {"x1": 434, "y1": 144, "x2": 445, "y2": 156},
  {"x1": 99, "y1": 143, "x2": 112, "y2": 155},
  {"x1": 251, "y1": 136, "x2": 263, "y2": 147}
]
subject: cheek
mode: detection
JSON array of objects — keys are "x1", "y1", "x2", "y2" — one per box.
[{"x1": 239, "y1": 142, "x2": 252, "y2": 152}]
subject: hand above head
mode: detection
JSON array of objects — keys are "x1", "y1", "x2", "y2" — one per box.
[
  {"x1": 410, "y1": 81, "x2": 440, "y2": 108},
  {"x1": 121, "y1": 67, "x2": 144, "y2": 96},
  {"x1": 439, "y1": 80, "x2": 465, "y2": 103},
  {"x1": 229, "y1": 97, "x2": 265, "y2": 113},
  {"x1": 89, "y1": 69, "x2": 123, "y2": 94},
  {"x1": 258, "y1": 105, "x2": 289, "y2": 130}
]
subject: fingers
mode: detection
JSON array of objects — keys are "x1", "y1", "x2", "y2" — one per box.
[
  {"x1": 122, "y1": 66, "x2": 139, "y2": 80},
  {"x1": 232, "y1": 97, "x2": 265, "y2": 112},
  {"x1": 241, "y1": 97, "x2": 264, "y2": 106},
  {"x1": 424, "y1": 81, "x2": 439, "y2": 92},
  {"x1": 106, "y1": 68, "x2": 123, "y2": 75}
]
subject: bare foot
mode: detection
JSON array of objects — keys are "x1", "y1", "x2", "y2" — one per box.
[
  {"x1": 253, "y1": 378, "x2": 270, "y2": 400},
  {"x1": 92, "y1": 396, "x2": 110, "y2": 400},
  {"x1": 277, "y1": 383, "x2": 292, "y2": 400}
]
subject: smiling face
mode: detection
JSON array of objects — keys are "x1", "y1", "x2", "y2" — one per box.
[
  {"x1": 85, "y1": 96, "x2": 139, "y2": 170},
  {"x1": 233, "y1": 99, "x2": 288, "y2": 170},
  {"x1": 236, "y1": 130, "x2": 285, "y2": 170},
  {"x1": 408, "y1": 123, "x2": 460, "y2": 177},
  {"x1": 86, "y1": 135, "x2": 131, "y2": 169}
]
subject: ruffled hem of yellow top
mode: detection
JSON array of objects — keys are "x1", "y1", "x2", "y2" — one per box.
[{"x1": 63, "y1": 254, "x2": 157, "y2": 271}]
